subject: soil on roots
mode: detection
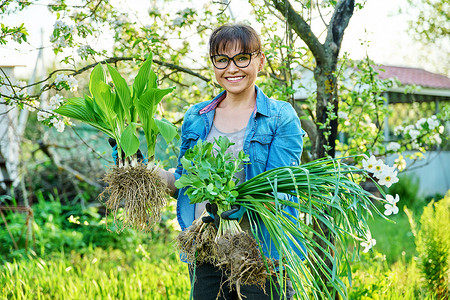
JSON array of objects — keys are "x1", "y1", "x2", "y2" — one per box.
[
  {"x1": 176, "y1": 218, "x2": 218, "y2": 265},
  {"x1": 99, "y1": 164, "x2": 167, "y2": 232},
  {"x1": 216, "y1": 232, "x2": 272, "y2": 295}
]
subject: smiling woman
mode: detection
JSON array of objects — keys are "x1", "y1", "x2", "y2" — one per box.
[{"x1": 157, "y1": 23, "x2": 306, "y2": 300}]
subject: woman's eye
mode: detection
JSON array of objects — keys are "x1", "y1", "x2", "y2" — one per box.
[{"x1": 236, "y1": 55, "x2": 249, "y2": 61}]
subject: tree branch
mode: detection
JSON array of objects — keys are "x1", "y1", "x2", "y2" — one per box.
[
  {"x1": 325, "y1": 0, "x2": 355, "y2": 54},
  {"x1": 271, "y1": 0, "x2": 326, "y2": 64}
]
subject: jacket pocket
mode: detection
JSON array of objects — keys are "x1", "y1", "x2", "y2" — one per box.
[{"x1": 250, "y1": 133, "x2": 273, "y2": 166}]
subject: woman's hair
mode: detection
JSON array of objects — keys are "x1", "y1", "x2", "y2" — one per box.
[{"x1": 209, "y1": 24, "x2": 261, "y2": 56}]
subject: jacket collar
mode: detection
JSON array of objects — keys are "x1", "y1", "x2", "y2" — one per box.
[{"x1": 199, "y1": 85, "x2": 270, "y2": 117}]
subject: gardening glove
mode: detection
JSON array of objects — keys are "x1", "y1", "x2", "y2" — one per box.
[
  {"x1": 202, "y1": 203, "x2": 220, "y2": 228},
  {"x1": 221, "y1": 204, "x2": 246, "y2": 222},
  {"x1": 108, "y1": 138, "x2": 147, "y2": 165}
]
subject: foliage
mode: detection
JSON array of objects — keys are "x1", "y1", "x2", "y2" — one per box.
[
  {"x1": 0, "y1": 191, "x2": 179, "y2": 263},
  {"x1": 54, "y1": 57, "x2": 177, "y2": 160},
  {"x1": 348, "y1": 252, "x2": 428, "y2": 299},
  {"x1": 407, "y1": 192, "x2": 450, "y2": 299},
  {"x1": 0, "y1": 247, "x2": 189, "y2": 300}
]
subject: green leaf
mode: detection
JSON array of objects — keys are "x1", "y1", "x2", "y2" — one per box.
[
  {"x1": 154, "y1": 118, "x2": 178, "y2": 144},
  {"x1": 133, "y1": 55, "x2": 153, "y2": 99},
  {"x1": 106, "y1": 63, "x2": 132, "y2": 121},
  {"x1": 120, "y1": 124, "x2": 140, "y2": 157},
  {"x1": 89, "y1": 63, "x2": 106, "y2": 98},
  {"x1": 54, "y1": 97, "x2": 95, "y2": 122}
]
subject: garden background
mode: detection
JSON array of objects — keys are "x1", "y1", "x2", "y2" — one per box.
[{"x1": 0, "y1": 0, "x2": 449, "y2": 299}]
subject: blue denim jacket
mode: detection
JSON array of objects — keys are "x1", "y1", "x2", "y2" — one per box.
[{"x1": 174, "y1": 85, "x2": 307, "y2": 261}]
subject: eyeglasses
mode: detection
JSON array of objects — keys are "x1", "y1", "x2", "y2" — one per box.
[{"x1": 210, "y1": 51, "x2": 259, "y2": 69}]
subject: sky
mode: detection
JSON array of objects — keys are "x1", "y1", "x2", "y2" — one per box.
[{"x1": 0, "y1": 0, "x2": 444, "y2": 79}]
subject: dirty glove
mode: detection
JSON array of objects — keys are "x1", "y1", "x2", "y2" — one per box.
[
  {"x1": 221, "y1": 204, "x2": 246, "y2": 222},
  {"x1": 108, "y1": 138, "x2": 147, "y2": 165},
  {"x1": 202, "y1": 203, "x2": 220, "y2": 228}
]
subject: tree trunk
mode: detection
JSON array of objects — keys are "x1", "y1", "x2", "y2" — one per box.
[{"x1": 271, "y1": 0, "x2": 355, "y2": 298}]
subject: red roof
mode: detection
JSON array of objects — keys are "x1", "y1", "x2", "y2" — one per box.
[{"x1": 376, "y1": 65, "x2": 450, "y2": 89}]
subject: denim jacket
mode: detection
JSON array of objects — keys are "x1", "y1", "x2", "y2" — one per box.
[{"x1": 174, "y1": 85, "x2": 307, "y2": 261}]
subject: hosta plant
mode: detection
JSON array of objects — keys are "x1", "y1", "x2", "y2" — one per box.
[{"x1": 54, "y1": 55, "x2": 177, "y2": 232}]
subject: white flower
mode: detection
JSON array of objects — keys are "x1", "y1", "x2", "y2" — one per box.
[
  {"x1": 384, "y1": 194, "x2": 400, "y2": 216},
  {"x1": 393, "y1": 125, "x2": 404, "y2": 136},
  {"x1": 55, "y1": 74, "x2": 67, "y2": 84},
  {"x1": 77, "y1": 45, "x2": 91, "y2": 59},
  {"x1": 408, "y1": 129, "x2": 420, "y2": 140},
  {"x1": 427, "y1": 116, "x2": 439, "y2": 130},
  {"x1": 37, "y1": 110, "x2": 52, "y2": 121},
  {"x1": 66, "y1": 76, "x2": 78, "y2": 91},
  {"x1": 394, "y1": 156, "x2": 406, "y2": 171},
  {"x1": 431, "y1": 134, "x2": 442, "y2": 145},
  {"x1": 361, "y1": 238, "x2": 376, "y2": 253},
  {"x1": 377, "y1": 167, "x2": 399, "y2": 188},
  {"x1": 49, "y1": 94, "x2": 64, "y2": 108},
  {"x1": 172, "y1": 17, "x2": 184, "y2": 26},
  {"x1": 362, "y1": 155, "x2": 382, "y2": 174},
  {"x1": 338, "y1": 111, "x2": 348, "y2": 120},
  {"x1": 51, "y1": 118, "x2": 65, "y2": 132},
  {"x1": 299, "y1": 212, "x2": 312, "y2": 226},
  {"x1": 386, "y1": 142, "x2": 401, "y2": 152},
  {"x1": 25, "y1": 100, "x2": 39, "y2": 112},
  {"x1": 416, "y1": 118, "x2": 427, "y2": 129}
]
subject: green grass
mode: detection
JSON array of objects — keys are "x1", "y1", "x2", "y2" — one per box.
[
  {"x1": 0, "y1": 246, "x2": 190, "y2": 300},
  {"x1": 367, "y1": 205, "x2": 418, "y2": 264}
]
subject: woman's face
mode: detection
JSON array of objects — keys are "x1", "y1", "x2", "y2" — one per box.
[{"x1": 212, "y1": 43, "x2": 265, "y2": 98}]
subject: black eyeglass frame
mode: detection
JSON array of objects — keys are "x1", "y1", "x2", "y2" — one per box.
[{"x1": 210, "y1": 51, "x2": 260, "y2": 70}]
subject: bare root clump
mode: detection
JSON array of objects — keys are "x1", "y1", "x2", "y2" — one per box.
[
  {"x1": 216, "y1": 231, "x2": 272, "y2": 295},
  {"x1": 176, "y1": 216, "x2": 218, "y2": 265},
  {"x1": 99, "y1": 163, "x2": 167, "y2": 232}
]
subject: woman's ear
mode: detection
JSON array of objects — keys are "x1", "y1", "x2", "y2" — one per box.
[{"x1": 258, "y1": 52, "x2": 266, "y2": 71}]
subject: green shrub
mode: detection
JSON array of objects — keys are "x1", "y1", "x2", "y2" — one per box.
[{"x1": 408, "y1": 191, "x2": 450, "y2": 299}]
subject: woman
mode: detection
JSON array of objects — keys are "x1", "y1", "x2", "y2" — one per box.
[{"x1": 160, "y1": 23, "x2": 305, "y2": 299}]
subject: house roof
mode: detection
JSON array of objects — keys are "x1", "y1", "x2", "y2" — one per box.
[{"x1": 377, "y1": 65, "x2": 450, "y2": 90}]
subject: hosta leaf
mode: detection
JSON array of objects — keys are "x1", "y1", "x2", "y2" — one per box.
[
  {"x1": 106, "y1": 63, "x2": 132, "y2": 120},
  {"x1": 120, "y1": 124, "x2": 140, "y2": 158},
  {"x1": 89, "y1": 63, "x2": 105, "y2": 98},
  {"x1": 54, "y1": 98, "x2": 95, "y2": 123},
  {"x1": 133, "y1": 55, "x2": 153, "y2": 99},
  {"x1": 154, "y1": 118, "x2": 178, "y2": 144}
]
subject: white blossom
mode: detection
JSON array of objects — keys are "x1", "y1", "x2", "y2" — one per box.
[
  {"x1": 55, "y1": 74, "x2": 67, "y2": 84},
  {"x1": 77, "y1": 45, "x2": 91, "y2": 59},
  {"x1": 427, "y1": 116, "x2": 439, "y2": 130},
  {"x1": 37, "y1": 110, "x2": 52, "y2": 121},
  {"x1": 393, "y1": 125, "x2": 404, "y2": 136},
  {"x1": 386, "y1": 142, "x2": 401, "y2": 152},
  {"x1": 408, "y1": 129, "x2": 420, "y2": 140},
  {"x1": 377, "y1": 167, "x2": 399, "y2": 188},
  {"x1": 362, "y1": 155, "x2": 381, "y2": 174},
  {"x1": 172, "y1": 17, "x2": 184, "y2": 26},
  {"x1": 384, "y1": 194, "x2": 400, "y2": 216},
  {"x1": 361, "y1": 237, "x2": 376, "y2": 253},
  {"x1": 66, "y1": 76, "x2": 78, "y2": 91},
  {"x1": 49, "y1": 94, "x2": 64, "y2": 108},
  {"x1": 416, "y1": 118, "x2": 427, "y2": 129},
  {"x1": 431, "y1": 134, "x2": 442, "y2": 145},
  {"x1": 51, "y1": 118, "x2": 65, "y2": 132}
]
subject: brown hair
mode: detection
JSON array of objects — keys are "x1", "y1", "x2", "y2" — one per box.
[{"x1": 209, "y1": 24, "x2": 262, "y2": 56}]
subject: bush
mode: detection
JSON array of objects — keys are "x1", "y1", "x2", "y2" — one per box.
[
  {"x1": 408, "y1": 191, "x2": 450, "y2": 299},
  {"x1": 0, "y1": 191, "x2": 178, "y2": 262}
]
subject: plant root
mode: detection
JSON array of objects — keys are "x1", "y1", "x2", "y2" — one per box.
[
  {"x1": 176, "y1": 215, "x2": 218, "y2": 265},
  {"x1": 99, "y1": 163, "x2": 167, "y2": 232},
  {"x1": 216, "y1": 231, "x2": 272, "y2": 297}
]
